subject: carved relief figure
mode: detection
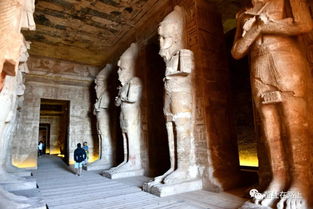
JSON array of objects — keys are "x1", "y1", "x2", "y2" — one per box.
[
  {"x1": 106, "y1": 43, "x2": 143, "y2": 174},
  {"x1": 232, "y1": 0, "x2": 313, "y2": 208},
  {"x1": 148, "y1": 6, "x2": 197, "y2": 186},
  {"x1": 90, "y1": 64, "x2": 114, "y2": 169}
]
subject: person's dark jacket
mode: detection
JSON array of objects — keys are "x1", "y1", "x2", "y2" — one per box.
[{"x1": 74, "y1": 148, "x2": 86, "y2": 163}]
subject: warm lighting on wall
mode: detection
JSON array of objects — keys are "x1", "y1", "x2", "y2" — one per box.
[
  {"x1": 57, "y1": 154, "x2": 65, "y2": 158},
  {"x1": 49, "y1": 148, "x2": 61, "y2": 155},
  {"x1": 12, "y1": 159, "x2": 37, "y2": 169},
  {"x1": 239, "y1": 151, "x2": 259, "y2": 167},
  {"x1": 89, "y1": 155, "x2": 99, "y2": 163}
]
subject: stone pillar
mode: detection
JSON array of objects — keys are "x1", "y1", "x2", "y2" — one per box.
[{"x1": 176, "y1": 0, "x2": 241, "y2": 192}]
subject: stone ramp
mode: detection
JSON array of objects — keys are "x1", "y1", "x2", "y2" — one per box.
[{"x1": 34, "y1": 155, "x2": 246, "y2": 209}]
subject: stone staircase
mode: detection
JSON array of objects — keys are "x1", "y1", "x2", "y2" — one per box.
[{"x1": 34, "y1": 156, "x2": 245, "y2": 209}]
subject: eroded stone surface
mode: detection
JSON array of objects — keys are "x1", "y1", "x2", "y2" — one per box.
[
  {"x1": 232, "y1": 0, "x2": 313, "y2": 208},
  {"x1": 144, "y1": 7, "x2": 198, "y2": 194},
  {"x1": 88, "y1": 64, "x2": 115, "y2": 170},
  {"x1": 102, "y1": 43, "x2": 144, "y2": 179}
]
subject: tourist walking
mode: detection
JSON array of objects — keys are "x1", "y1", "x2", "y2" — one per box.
[
  {"x1": 74, "y1": 143, "x2": 86, "y2": 176},
  {"x1": 82, "y1": 142, "x2": 89, "y2": 168},
  {"x1": 38, "y1": 141, "x2": 44, "y2": 157}
]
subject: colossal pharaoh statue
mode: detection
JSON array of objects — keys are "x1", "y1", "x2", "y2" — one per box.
[
  {"x1": 103, "y1": 43, "x2": 143, "y2": 178},
  {"x1": 89, "y1": 64, "x2": 114, "y2": 170},
  {"x1": 144, "y1": 6, "x2": 198, "y2": 194},
  {"x1": 232, "y1": 0, "x2": 313, "y2": 208},
  {"x1": 5, "y1": 39, "x2": 30, "y2": 174},
  {"x1": 0, "y1": 0, "x2": 38, "y2": 208}
]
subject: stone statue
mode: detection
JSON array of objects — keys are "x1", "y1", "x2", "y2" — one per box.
[
  {"x1": 0, "y1": 1, "x2": 40, "y2": 208},
  {"x1": 20, "y1": 0, "x2": 36, "y2": 30},
  {"x1": 0, "y1": 0, "x2": 24, "y2": 178},
  {"x1": 103, "y1": 43, "x2": 143, "y2": 178},
  {"x1": 5, "y1": 39, "x2": 30, "y2": 174},
  {"x1": 145, "y1": 6, "x2": 197, "y2": 189},
  {"x1": 232, "y1": 0, "x2": 313, "y2": 208},
  {"x1": 88, "y1": 64, "x2": 114, "y2": 170}
]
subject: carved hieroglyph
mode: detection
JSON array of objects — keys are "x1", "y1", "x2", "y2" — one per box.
[
  {"x1": 144, "y1": 6, "x2": 199, "y2": 194},
  {"x1": 89, "y1": 64, "x2": 114, "y2": 170},
  {"x1": 103, "y1": 43, "x2": 144, "y2": 178},
  {"x1": 232, "y1": 0, "x2": 313, "y2": 208}
]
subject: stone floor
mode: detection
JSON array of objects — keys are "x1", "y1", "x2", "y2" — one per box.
[{"x1": 34, "y1": 155, "x2": 247, "y2": 209}]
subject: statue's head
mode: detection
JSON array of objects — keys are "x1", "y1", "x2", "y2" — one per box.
[
  {"x1": 159, "y1": 6, "x2": 185, "y2": 61},
  {"x1": 117, "y1": 43, "x2": 139, "y2": 85},
  {"x1": 95, "y1": 64, "x2": 113, "y2": 98},
  {"x1": 251, "y1": 0, "x2": 269, "y2": 6}
]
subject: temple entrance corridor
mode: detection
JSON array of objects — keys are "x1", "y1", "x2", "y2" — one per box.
[
  {"x1": 39, "y1": 99, "x2": 70, "y2": 163},
  {"x1": 33, "y1": 156, "x2": 246, "y2": 209}
]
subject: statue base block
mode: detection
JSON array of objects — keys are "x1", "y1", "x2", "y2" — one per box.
[
  {"x1": 239, "y1": 201, "x2": 272, "y2": 209},
  {"x1": 0, "y1": 176, "x2": 36, "y2": 192},
  {"x1": 102, "y1": 169, "x2": 144, "y2": 179},
  {"x1": 6, "y1": 167, "x2": 33, "y2": 177},
  {"x1": 9, "y1": 171, "x2": 33, "y2": 177},
  {"x1": 143, "y1": 179, "x2": 203, "y2": 197},
  {"x1": 12, "y1": 189, "x2": 46, "y2": 209},
  {"x1": 85, "y1": 161, "x2": 112, "y2": 171}
]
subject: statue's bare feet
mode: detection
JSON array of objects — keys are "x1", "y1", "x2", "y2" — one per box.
[
  {"x1": 106, "y1": 161, "x2": 127, "y2": 173},
  {"x1": 277, "y1": 185, "x2": 308, "y2": 209},
  {"x1": 163, "y1": 168, "x2": 190, "y2": 184},
  {"x1": 144, "y1": 167, "x2": 175, "y2": 190},
  {"x1": 109, "y1": 162, "x2": 138, "y2": 174},
  {"x1": 255, "y1": 179, "x2": 285, "y2": 207},
  {"x1": 155, "y1": 168, "x2": 174, "y2": 183}
]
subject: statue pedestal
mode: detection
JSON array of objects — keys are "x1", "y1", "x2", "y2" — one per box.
[
  {"x1": 143, "y1": 179, "x2": 203, "y2": 197},
  {"x1": 102, "y1": 168, "x2": 144, "y2": 179},
  {"x1": 85, "y1": 160, "x2": 112, "y2": 171},
  {"x1": 12, "y1": 189, "x2": 46, "y2": 209},
  {"x1": 7, "y1": 168, "x2": 33, "y2": 177},
  {"x1": 0, "y1": 176, "x2": 36, "y2": 192},
  {"x1": 239, "y1": 201, "x2": 272, "y2": 209},
  {"x1": 8, "y1": 170, "x2": 33, "y2": 177}
]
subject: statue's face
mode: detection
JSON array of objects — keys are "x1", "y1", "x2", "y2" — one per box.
[
  {"x1": 159, "y1": 24, "x2": 175, "y2": 61},
  {"x1": 94, "y1": 79, "x2": 104, "y2": 98},
  {"x1": 252, "y1": 0, "x2": 268, "y2": 6},
  {"x1": 117, "y1": 58, "x2": 132, "y2": 85}
]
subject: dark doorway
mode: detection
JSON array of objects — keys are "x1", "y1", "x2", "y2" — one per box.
[
  {"x1": 39, "y1": 99, "x2": 70, "y2": 163},
  {"x1": 143, "y1": 35, "x2": 170, "y2": 177},
  {"x1": 39, "y1": 123, "x2": 50, "y2": 154},
  {"x1": 225, "y1": 29, "x2": 258, "y2": 168}
]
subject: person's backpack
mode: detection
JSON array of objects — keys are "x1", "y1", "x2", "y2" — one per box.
[
  {"x1": 75, "y1": 149, "x2": 85, "y2": 163},
  {"x1": 77, "y1": 153, "x2": 85, "y2": 162}
]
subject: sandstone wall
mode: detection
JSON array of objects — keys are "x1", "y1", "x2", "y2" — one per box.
[
  {"x1": 12, "y1": 56, "x2": 99, "y2": 168},
  {"x1": 40, "y1": 116, "x2": 65, "y2": 155}
]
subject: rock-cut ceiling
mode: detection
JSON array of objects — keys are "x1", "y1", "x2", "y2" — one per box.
[{"x1": 23, "y1": 0, "x2": 246, "y2": 66}]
